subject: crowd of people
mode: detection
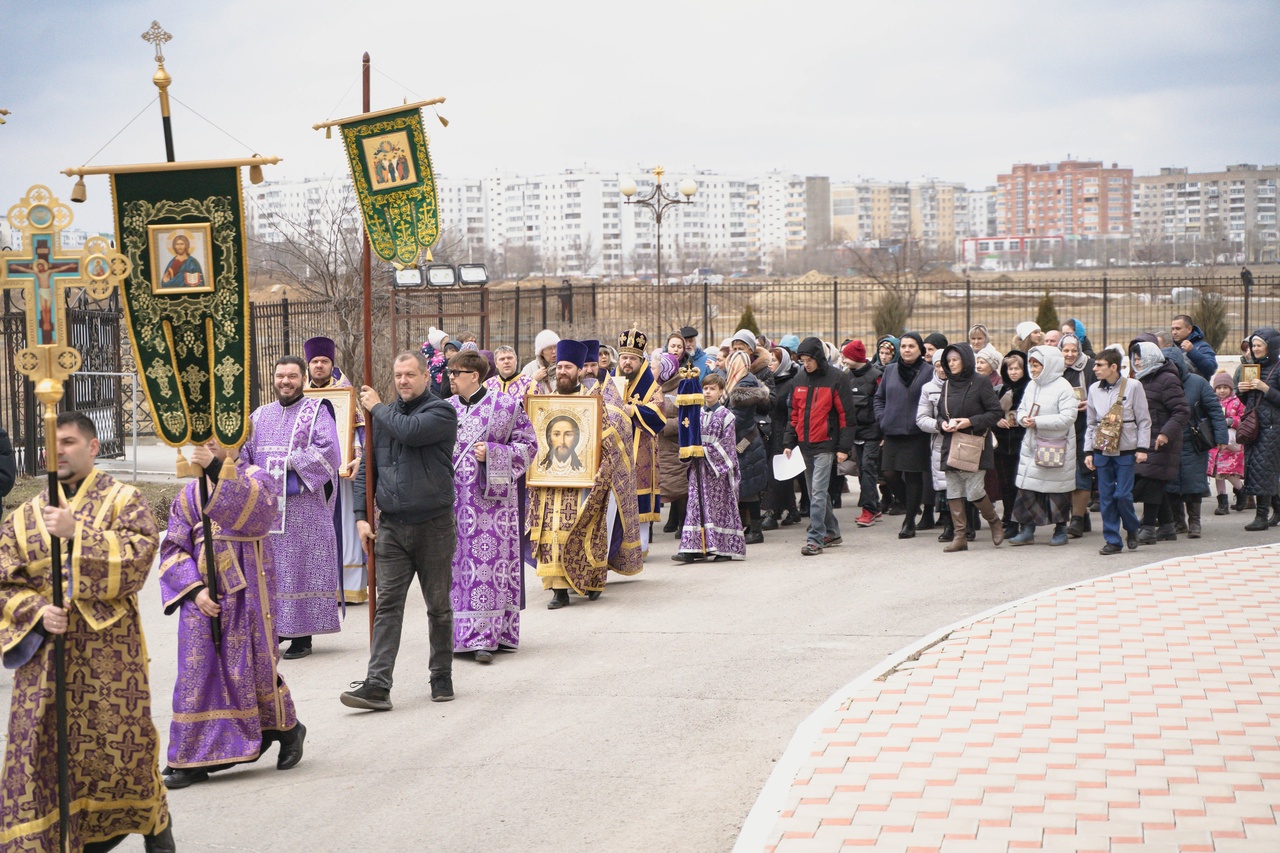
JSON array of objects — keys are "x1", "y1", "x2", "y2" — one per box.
[{"x1": 3, "y1": 313, "x2": 1280, "y2": 851}]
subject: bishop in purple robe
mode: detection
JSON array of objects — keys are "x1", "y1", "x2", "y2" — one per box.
[
  {"x1": 242, "y1": 355, "x2": 342, "y2": 659},
  {"x1": 158, "y1": 443, "x2": 305, "y2": 789},
  {"x1": 674, "y1": 374, "x2": 746, "y2": 561},
  {"x1": 447, "y1": 352, "x2": 537, "y2": 661}
]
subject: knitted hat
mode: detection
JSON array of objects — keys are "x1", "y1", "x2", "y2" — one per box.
[
  {"x1": 303, "y1": 336, "x2": 335, "y2": 363},
  {"x1": 779, "y1": 334, "x2": 801, "y2": 353},
  {"x1": 1212, "y1": 371, "x2": 1234, "y2": 390},
  {"x1": 555, "y1": 339, "x2": 588, "y2": 368},
  {"x1": 533, "y1": 329, "x2": 560, "y2": 358},
  {"x1": 732, "y1": 328, "x2": 758, "y2": 350},
  {"x1": 841, "y1": 339, "x2": 867, "y2": 362},
  {"x1": 427, "y1": 326, "x2": 448, "y2": 350},
  {"x1": 924, "y1": 332, "x2": 949, "y2": 351},
  {"x1": 1015, "y1": 321, "x2": 1041, "y2": 341}
]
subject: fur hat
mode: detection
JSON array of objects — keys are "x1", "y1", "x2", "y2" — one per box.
[{"x1": 533, "y1": 329, "x2": 560, "y2": 359}]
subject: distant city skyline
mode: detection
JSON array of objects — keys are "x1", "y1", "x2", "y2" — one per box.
[{"x1": 3, "y1": 1, "x2": 1277, "y2": 234}]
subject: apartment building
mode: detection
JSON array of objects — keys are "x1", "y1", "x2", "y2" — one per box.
[
  {"x1": 1132, "y1": 164, "x2": 1279, "y2": 261},
  {"x1": 996, "y1": 160, "x2": 1133, "y2": 238}
]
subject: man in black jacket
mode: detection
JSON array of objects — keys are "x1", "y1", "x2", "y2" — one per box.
[
  {"x1": 342, "y1": 351, "x2": 459, "y2": 712},
  {"x1": 783, "y1": 337, "x2": 857, "y2": 556},
  {"x1": 840, "y1": 340, "x2": 884, "y2": 526}
]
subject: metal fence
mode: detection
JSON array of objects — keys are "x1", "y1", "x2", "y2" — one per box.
[
  {"x1": 234, "y1": 270, "x2": 1280, "y2": 404},
  {"x1": 0, "y1": 291, "x2": 126, "y2": 476}
]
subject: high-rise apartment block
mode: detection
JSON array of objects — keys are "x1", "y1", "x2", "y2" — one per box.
[
  {"x1": 996, "y1": 160, "x2": 1132, "y2": 238},
  {"x1": 1133, "y1": 164, "x2": 1278, "y2": 261}
]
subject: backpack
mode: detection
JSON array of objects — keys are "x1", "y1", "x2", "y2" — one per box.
[{"x1": 1094, "y1": 378, "x2": 1128, "y2": 455}]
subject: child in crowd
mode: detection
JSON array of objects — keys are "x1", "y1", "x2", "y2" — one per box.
[{"x1": 1209, "y1": 371, "x2": 1246, "y2": 514}]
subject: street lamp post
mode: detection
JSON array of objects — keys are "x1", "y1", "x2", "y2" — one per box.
[{"x1": 620, "y1": 165, "x2": 697, "y2": 287}]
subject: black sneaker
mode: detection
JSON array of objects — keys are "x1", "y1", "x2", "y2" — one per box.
[
  {"x1": 430, "y1": 674, "x2": 455, "y2": 702},
  {"x1": 1099, "y1": 542, "x2": 1124, "y2": 556},
  {"x1": 340, "y1": 680, "x2": 392, "y2": 711}
]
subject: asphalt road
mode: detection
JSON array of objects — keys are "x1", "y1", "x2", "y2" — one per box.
[{"x1": 4, "y1": 498, "x2": 1277, "y2": 852}]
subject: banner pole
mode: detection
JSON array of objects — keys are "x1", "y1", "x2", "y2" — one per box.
[{"x1": 362, "y1": 51, "x2": 378, "y2": 644}]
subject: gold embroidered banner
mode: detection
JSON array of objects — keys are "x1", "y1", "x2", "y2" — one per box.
[{"x1": 340, "y1": 107, "x2": 440, "y2": 265}]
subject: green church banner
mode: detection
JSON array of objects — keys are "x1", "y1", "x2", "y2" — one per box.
[
  {"x1": 112, "y1": 166, "x2": 250, "y2": 448},
  {"x1": 340, "y1": 107, "x2": 440, "y2": 265}
]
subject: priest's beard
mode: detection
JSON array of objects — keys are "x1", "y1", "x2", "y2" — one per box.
[{"x1": 556, "y1": 374, "x2": 580, "y2": 394}]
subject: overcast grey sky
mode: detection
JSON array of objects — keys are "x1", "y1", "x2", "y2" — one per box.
[{"x1": 3, "y1": 0, "x2": 1277, "y2": 233}]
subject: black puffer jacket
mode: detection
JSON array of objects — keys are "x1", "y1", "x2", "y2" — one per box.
[
  {"x1": 1243, "y1": 328, "x2": 1280, "y2": 495},
  {"x1": 728, "y1": 374, "x2": 771, "y2": 500},
  {"x1": 846, "y1": 362, "x2": 883, "y2": 442},
  {"x1": 354, "y1": 388, "x2": 459, "y2": 524},
  {"x1": 1130, "y1": 338, "x2": 1189, "y2": 482},
  {"x1": 769, "y1": 361, "x2": 800, "y2": 455},
  {"x1": 935, "y1": 344, "x2": 1004, "y2": 471}
]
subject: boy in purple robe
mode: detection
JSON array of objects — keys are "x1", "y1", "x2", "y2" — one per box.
[
  {"x1": 674, "y1": 373, "x2": 746, "y2": 561},
  {"x1": 447, "y1": 351, "x2": 538, "y2": 661},
  {"x1": 158, "y1": 440, "x2": 305, "y2": 789}
]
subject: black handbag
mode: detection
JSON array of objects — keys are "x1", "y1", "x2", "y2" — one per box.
[{"x1": 1189, "y1": 403, "x2": 1216, "y2": 454}]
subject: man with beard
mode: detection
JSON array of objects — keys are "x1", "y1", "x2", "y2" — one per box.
[
  {"x1": 242, "y1": 355, "x2": 342, "y2": 659},
  {"x1": 485, "y1": 345, "x2": 535, "y2": 400},
  {"x1": 304, "y1": 336, "x2": 367, "y2": 604},
  {"x1": 528, "y1": 340, "x2": 642, "y2": 609},
  {"x1": 615, "y1": 326, "x2": 666, "y2": 555}
]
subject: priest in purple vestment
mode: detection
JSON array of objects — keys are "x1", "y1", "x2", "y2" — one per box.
[
  {"x1": 674, "y1": 373, "x2": 746, "y2": 561},
  {"x1": 447, "y1": 351, "x2": 537, "y2": 661},
  {"x1": 242, "y1": 355, "x2": 342, "y2": 660},
  {"x1": 158, "y1": 440, "x2": 305, "y2": 789}
]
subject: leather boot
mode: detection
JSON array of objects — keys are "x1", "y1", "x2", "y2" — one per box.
[
  {"x1": 1186, "y1": 499, "x2": 1202, "y2": 538},
  {"x1": 917, "y1": 504, "x2": 936, "y2": 531},
  {"x1": 744, "y1": 521, "x2": 764, "y2": 545},
  {"x1": 277, "y1": 721, "x2": 306, "y2": 770},
  {"x1": 898, "y1": 511, "x2": 916, "y2": 539},
  {"x1": 976, "y1": 496, "x2": 1004, "y2": 546},
  {"x1": 1214, "y1": 494, "x2": 1230, "y2": 516},
  {"x1": 1136, "y1": 524, "x2": 1158, "y2": 544},
  {"x1": 1246, "y1": 499, "x2": 1271, "y2": 531},
  {"x1": 1156, "y1": 523, "x2": 1177, "y2": 541},
  {"x1": 1270, "y1": 496, "x2": 1280, "y2": 527},
  {"x1": 1171, "y1": 500, "x2": 1188, "y2": 534},
  {"x1": 943, "y1": 499, "x2": 968, "y2": 552},
  {"x1": 937, "y1": 513, "x2": 955, "y2": 542},
  {"x1": 760, "y1": 511, "x2": 779, "y2": 531},
  {"x1": 1066, "y1": 515, "x2": 1086, "y2": 538},
  {"x1": 965, "y1": 503, "x2": 978, "y2": 541},
  {"x1": 144, "y1": 820, "x2": 177, "y2": 853},
  {"x1": 1232, "y1": 489, "x2": 1247, "y2": 512}
]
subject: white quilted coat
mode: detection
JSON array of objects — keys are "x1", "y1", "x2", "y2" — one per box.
[{"x1": 1014, "y1": 346, "x2": 1078, "y2": 494}]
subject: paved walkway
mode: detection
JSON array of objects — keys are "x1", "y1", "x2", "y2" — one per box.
[{"x1": 739, "y1": 544, "x2": 1280, "y2": 852}]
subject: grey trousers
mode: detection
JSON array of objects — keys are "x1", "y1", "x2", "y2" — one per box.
[{"x1": 366, "y1": 514, "x2": 456, "y2": 689}]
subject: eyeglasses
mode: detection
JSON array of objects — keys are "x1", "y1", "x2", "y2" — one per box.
[{"x1": 447, "y1": 369, "x2": 477, "y2": 377}]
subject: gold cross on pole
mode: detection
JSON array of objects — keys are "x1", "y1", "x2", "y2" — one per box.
[{"x1": 0, "y1": 185, "x2": 131, "y2": 394}]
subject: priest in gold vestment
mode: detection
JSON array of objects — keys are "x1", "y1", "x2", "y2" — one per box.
[{"x1": 0, "y1": 412, "x2": 173, "y2": 852}]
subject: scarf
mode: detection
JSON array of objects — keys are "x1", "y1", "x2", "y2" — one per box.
[
  {"x1": 895, "y1": 333, "x2": 925, "y2": 387},
  {"x1": 1059, "y1": 334, "x2": 1090, "y2": 372}
]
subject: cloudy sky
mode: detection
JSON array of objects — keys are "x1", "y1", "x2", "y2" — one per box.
[{"x1": 3, "y1": 0, "x2": 1277, "y2": 233}]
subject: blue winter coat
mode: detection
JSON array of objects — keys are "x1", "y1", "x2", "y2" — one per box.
[
  {"x1": 1180, "y1": 325, "x2": 1219, "y2": 382},
  {"x1": 1163, "y1": 348, "x2": 1229, "y2": 496}
]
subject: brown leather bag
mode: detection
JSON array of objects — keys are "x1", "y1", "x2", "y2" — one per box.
[{"x1": 943, "y1": 384, "x2": 985, "y2": 472}]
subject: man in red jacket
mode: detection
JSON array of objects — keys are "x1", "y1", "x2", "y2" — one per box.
[{"x1": 783, "y1": 337, "x2": 857, "y2": 556}]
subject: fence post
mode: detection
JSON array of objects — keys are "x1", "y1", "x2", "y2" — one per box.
[
  {"x1": 832, "y1": 278, "x2": 839, "y2": 342},
  {"x1": 480, "y1": 286, "x2": 490, "y2": 349},
  {"x1": 23, "y1": 378, "x2": 37, "y2": 477},
  {"x1": 1100, "y1": 274, "x2": 1109, "y2": 346},
  {"x1": 1242, "y1": 267, "x2": 1253, "y2": 340},
  {"x1": 591, "y1": 279, "x2": 598, "y2": 324},
  {"x1": 703, "y1": 278, "x2": 710, "y2": 339},
  {"x1": 514, "y1": 285, "x2": 522, "y2": 357},
  {"x1": 541, "y1": 283, "x2": 547, "y2": 331},
  {"x1": 964, "y1": 276, "x2": 972, "y2": 333},
  {"x1": 281, "y1": 296, "x2": 291, "y2": 358}
]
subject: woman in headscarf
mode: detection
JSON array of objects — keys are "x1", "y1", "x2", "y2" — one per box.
[
  {"x1": 598, "y1": 344, "x2": 619, "y2": 378},
  {"x1": 1162, "y1": 346, "x2": 1228, "y2": 539},
  {"x1": 992, "y1": 350, "x2": 1029, "y2": 539},
  {"x1": 1060, "y1": 333, "x2": 1098, "y2": 537},
  {"x1": 935, "y1": 342, "x2": 1006, "y2": 551},
  {"x1": 968, "y1": 324, "x2": 991, "y2": 353},
  {"x1": 1060, "y1": 319, "x2": 1097, "y2": 358},
  {"x1": 655, "y1": 352, "x2": 688, "y2": 536},
  {"x1": 875, "y1": 335, "x2": 899, "y2": 369},
  {"x1": 726, "y1": 349, "x2": 771, "y2": 544},
  {"x1": 974, "y1": 345, "x2": 1004, "y2": 388},
  {"x1": 915, "y1": 350, "x2": 952, "y2": 540},
  {"x1": 1008, "y1": 346, "x2": 1077, "y2": 546},
  {"x1": 762, "y1": 346, "x2": 802, "y2": 530},
  {"x1": 1129, "y1": 338, "x2": 1190, "y2": 544},
  {"x1": 1239, "y1": 328, "x2": 1280, "y2": 530},
  {"x1": 873, "y1": 332, "x2": 932, "y2": 538}
]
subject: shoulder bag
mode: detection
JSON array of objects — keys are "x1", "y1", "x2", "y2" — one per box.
[
  {"x1": 943, "y1": 384, "x2": 985, "y2": 472},
  {"x1": 1188, "y1": 400, "x2": 1216, "y2": 453}
]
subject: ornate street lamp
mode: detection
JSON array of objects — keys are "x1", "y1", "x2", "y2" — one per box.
[{"x1": 620, "y1": 165, "x2": 696, "y2": 286}]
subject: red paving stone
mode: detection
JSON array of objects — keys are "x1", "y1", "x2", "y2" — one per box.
[{"x1": 744, "y1": 545, "x2": 1280, "y2": 852}]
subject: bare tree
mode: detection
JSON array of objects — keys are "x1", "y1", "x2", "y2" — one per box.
[
  {"x1": 846, "y1": 236, "x2": 944, "y2": 331},
  {"x1": 572, "y1": 232, "x2": 600, "y2": 276}
]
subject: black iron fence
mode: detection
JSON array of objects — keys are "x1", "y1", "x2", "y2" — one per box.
[
  {"x1": 1, "y1": 291, "x2": 126, "y2": 476},
  {"x1": 236, "y1": 269, "x2": 1280, "y2": 407}
]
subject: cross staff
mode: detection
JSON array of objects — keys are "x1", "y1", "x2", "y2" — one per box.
[{"x1": 0, "y1": 185, "x2": 129, "y2": 853}]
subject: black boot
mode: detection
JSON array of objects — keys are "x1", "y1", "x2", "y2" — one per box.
[
  {"x1": 1246, "y1": 499, "x2": 1271, "y2": 531},
  {"x1": 937, "y1": 513, "x2": 955, "y2": 542},
  {"x1": 1066, "y1": 515, "x2": 1086, "y2": 538},
  {"x1": 1270, "y1": 496, "x2": 1280, "y2": 527},
  {"x1": 283, "y1": 636, "x2": 312, "y2": 660},
  {"x1": 548, "y1": 589, "x2": 570, "y2": 609},
  {"x1": 898, "y1": 512, "x2": 916, "y2": 539},
  {"x1": 916, "y1": 504, "x2": 936, "y2": 531},
  {"x1": 1233, "y1": 489, "x2": 1248, "y2": 512},
  {"x1": 277, "y1": 721, "x2": 306, "y2": 770},
  {"x1": 1215, "y1": 494, "x2": 1230, "y2": 516},
  {"x1": 760, "y1": 511, "x2": 779, "y2": 531},
  {"x1": 1171, "y1": 501, "x2": 1188, "y2": 534},
  {"x1": 744, "y1": 523, "x2": 764, "y2": 545},
  {"x1": 144, "y1": 821, "x2": 177, "y2": 853},
  {"x1": 663, "y1": 504, "x2": 680, "y2": 533},
  {"x1": 965, "y1": 503, "x2": 978, "y2": 541},
  {"x1": 1186, "y1": 499, "x2": 1202, "y2": 539}
]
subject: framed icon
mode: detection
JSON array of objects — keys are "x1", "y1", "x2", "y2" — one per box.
[
  {"x1": 148, "y1": 222, "x2": 215, "y2": 294},
  {"x1": 526, "y1": 394, "x2": 602, "y2": 489},
  {"x1": 304, "y1": 385, "x2": 356, "y2": 471},
  {"x1": 1240, "y1": 364, "x2": 1261, "y2": 385},
  {"x1": 361, "y1": 131, "x2": 418, "y2": 191}
]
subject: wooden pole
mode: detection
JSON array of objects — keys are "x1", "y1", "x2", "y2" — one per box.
[
  {"x1": 41, "y1": 405, "x2": 71, "y2": 853},
  {"x1": 362, "y1": 52, "x2": 378, "y2": 641}
]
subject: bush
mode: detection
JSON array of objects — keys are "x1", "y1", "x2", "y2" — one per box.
[
  {"x1": 1035, "y1": 292, "x2": 1060, "y2": 335},
  {"x1": 873, "y1": 291, "x2": 911, "y2": 340},
  {"x1": 736, "y1": 304, "x2": 761, "y2": 337},
  {"x1": 1196, "y1": 291, "x2": 1229, "y2": 354}
]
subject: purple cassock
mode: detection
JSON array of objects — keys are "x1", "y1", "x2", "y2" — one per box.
[
  {"x1": 679, "y1": 404, "x2": 746, "y2": 559},
  {"x1": 450, "y1": 388, "x2": 538, "y2": 652},
  {"x1": 159, "y1": 461, "x2": 299, "y2": 768},
  {"x1": 241, "y1": 396, "x2": 342, "y2": 638}
]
